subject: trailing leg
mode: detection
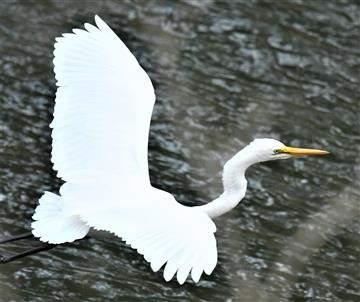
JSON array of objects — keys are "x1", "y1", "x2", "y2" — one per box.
[
  {"x1": 0, "y1": 232, "x2": 34, "y2": 244},
  {"x1": 0, "y1": 243, "x2": 56, "y2": 263}
]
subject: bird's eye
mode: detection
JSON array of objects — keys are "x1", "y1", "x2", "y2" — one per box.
[{"x1": 273, "y1": 149, "x2": 280, "y2": 154}]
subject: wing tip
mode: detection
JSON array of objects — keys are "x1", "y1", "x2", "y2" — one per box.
[
  {"x1": 94, "y1": 15, "x2": 109, "y2": 31},
  {"x1": 94, "y1": 14, "x2": 101, "y2": 23}
]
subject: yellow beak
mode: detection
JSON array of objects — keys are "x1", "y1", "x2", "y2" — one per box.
[{"x1": 278, "y1": 146, "x2": 330, "y2": 156}]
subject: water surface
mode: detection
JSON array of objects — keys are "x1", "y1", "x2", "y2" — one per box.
[{"x1": 0, "y1": 1, "x2": 359, "y2": 301}]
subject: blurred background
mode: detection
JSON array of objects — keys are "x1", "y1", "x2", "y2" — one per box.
[{"x1": 0, "y1": 0, "x2": 359, "y2": 301}]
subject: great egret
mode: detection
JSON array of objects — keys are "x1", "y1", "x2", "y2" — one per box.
[{"x1": 0, "y1": 16, "x2": 328, "y2": 284}]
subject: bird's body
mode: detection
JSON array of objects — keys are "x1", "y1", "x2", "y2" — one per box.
[{"x1": 26, "y1": 16, "x2": 329, "y2": 284}]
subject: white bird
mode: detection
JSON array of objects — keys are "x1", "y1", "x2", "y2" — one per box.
[{"x1": 26, "y1": 16, "x2": 329, "y2": 284}]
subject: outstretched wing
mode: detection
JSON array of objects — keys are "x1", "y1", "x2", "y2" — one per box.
[
  {"x1": 48, "y1": 16, "x2": 218, "y2": 284},
  {"x1": 51, "y1": 15, "x2": 154, "y2": 184},
  {"x1": 60, "y1": 182, "x2": 217, "y2": 284}
]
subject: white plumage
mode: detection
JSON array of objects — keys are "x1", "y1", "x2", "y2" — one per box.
[
  {"x1": 32, "y1": 15, "x2": 217, "y2": 284},
  {"x1": 31, "y1": 15, "x2": 328, "y2": 284}
]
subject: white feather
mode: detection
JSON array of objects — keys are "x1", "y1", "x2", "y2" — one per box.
[
  {"x1": 31, "y1": 192, "x2": 89, "y2": 244},
  {"x1": 31, "y1": 15, "x2": 218, "y2": 284}
]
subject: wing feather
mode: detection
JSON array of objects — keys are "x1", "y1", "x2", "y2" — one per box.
[
  {"x1": 51, "y1": 15, "x2": 154, "y2": 183},
  {"x1": 49, "y1": 16, "x2": 218, "y2": 284},
  {"x1": 81, "y1": 195, "x2": 217, "y2": 284},
  {"x1": 59, "y1": 183, "x2": 217, "y2": 283}
]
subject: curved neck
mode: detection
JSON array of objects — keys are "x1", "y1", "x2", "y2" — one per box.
[{"x1": 199, "y1": 147, "x2": 259, "y2": 218}]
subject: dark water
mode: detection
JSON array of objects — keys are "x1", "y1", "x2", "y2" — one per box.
[{"x1": 0, "y1": 0, "x2": 359, "y2": 301}]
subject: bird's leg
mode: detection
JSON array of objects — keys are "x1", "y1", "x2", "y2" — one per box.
[
  {"x1": 0, "y1": 234, "x2": 91, "y2": 263},
  {"x1": 0, "y1": 231, "x2": 45, "y2": 263},
  {"x1": 0, "y1": 232, "x2": 34, "y2": 244},
  {"x1": 0, "y1": 243, "x2": 56, "y2": 263}
]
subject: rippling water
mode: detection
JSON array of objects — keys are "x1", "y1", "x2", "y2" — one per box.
[{"x1": 0, "y1": 1, "x2": 359, "y2": 301}]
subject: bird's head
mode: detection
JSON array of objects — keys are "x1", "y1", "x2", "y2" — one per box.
[{"x1": 247, "y1": 138, "x2": 329, "y2": 162}]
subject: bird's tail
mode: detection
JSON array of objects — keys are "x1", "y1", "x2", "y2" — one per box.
[{"x1": 31, "y1": 192, "x2": 90, "y2": 244}]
